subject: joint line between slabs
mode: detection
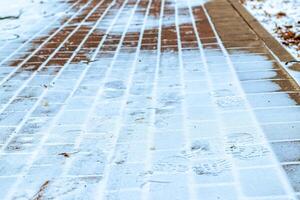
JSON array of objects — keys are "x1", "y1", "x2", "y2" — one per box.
[
  {"x1": 60, "y1": 0, "x2": 133, "y2": 176},
  {"x1": 0, "y1": 0, "x2": 90, "y2": 87},
  {"x1": 175, "y1": 0, "x2": 198, "y2": 199},
  {"x1": 97, "y1": 0, "x2": 156, "y2": 198},
  {"x1": 187, "y1": 0, "x2": 245, "y2": 198},
  {"x1": 202, "y1": 4, "x2": 297, "y2": 199},
  {"x1": 0, "y1": 0, "x2": 98, "y2": 116},
  {"x1": 0, "y1": 0, "x2": 80, "y2": 66},
  {"x1": 141, "y1": 0, "x2": 165, "y2": 199},
  {"x1": 2, "y1": 0, "x2": 116, "y2": 199}
]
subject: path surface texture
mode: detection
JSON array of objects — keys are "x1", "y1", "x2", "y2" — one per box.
[{"x1": 0, "y1": 0, "x2": 300, "y2": 199}]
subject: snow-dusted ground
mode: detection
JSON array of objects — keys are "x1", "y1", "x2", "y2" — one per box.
[
  {"x1": 0, "y1": 0, "x2": 300, "y2": 199},
  {"x1": 244, "y1": 0, "x2": 300, "y2": 59},
  {"x1": 0, "y1": 0, "x2": 68, "y2": 44}
]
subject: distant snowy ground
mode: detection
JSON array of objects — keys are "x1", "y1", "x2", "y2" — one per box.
[
  {"x1": 244, "y1": 0, "x2": 300, "y2": 59},
  {"x1": 0, "y1": 0, "x2": 67, "y2": 42}
]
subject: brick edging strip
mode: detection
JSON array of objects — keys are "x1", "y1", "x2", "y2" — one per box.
[
  {"x1": 226, "y1": 0, "x2": 300, "y2": 88},
  {"x1": 226, "y1": 0, "x2": 296, "y2": 63}
]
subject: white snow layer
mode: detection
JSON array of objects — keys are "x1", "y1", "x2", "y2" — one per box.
[
  {"x1": 244, "y1": 0, "x2": 300, "y2": 59},
  {"x1": 0, "y1": 0, "x2": 67, "y2": 42}
]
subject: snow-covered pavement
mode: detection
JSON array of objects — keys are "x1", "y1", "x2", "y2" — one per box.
[
  {"x1": 0, "y1": 0, "x2": 70, "y2": 57},
  {"x1": 0, "y1": 0, "x2": 300, "y2": 199}
]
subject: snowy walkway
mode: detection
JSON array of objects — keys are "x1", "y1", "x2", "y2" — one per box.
[{"x1": 0, "y1": 0, "x2": 299, "y2": 199}]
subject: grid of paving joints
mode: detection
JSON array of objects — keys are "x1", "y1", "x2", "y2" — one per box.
[
  {"x1": 205, "y1": 1, "x2": 300, "y2": 199},
  {"x1": 0, "y1": 0, "x2": 299, "y2": 199}
]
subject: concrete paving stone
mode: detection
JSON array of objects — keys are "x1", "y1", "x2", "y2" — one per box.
[
  {"x1": 18, "y1": 117, "x2": 51, "y2": 135},
  {"x1": 186, "y1": 106, "x2": 216, "y2": 121},
  {"x1": 247, "y1": 92, "x2": 298, "y2": 108},
  {"x1": 185, "y1": 92, "x2": 213, "y2": 106},
  {"x1": 148, "y1": 174, "x2": 190, "y2": 200},
  {"x1": 105, "y1": 190, "x2": 142, "y2": 200},
  {"x1": 58, "y1": 70, "x2": 85, "y2": 80},
  {"x1": 212, "y1": 84, "x2": 241, "y2": 97},
  {"x1": 196, "y1": 185, "x2": 238, "y2": 200},
  {"x1": 117, "y1": 124, "x2": 149, "y2": 143},
  {"x1": 0, "y1": 178, "x2": 16, "y2": 198},
  {"x1": 50, "y1": 79, "x2": 79, "y2": 91},
  {"x1": 4, "y1": 134, "x2": 41, "y2": 153},
  {"x1": 39, "y1": 144, "x2": 75, "y2": 156},
  {"x1": 1, "y1": 81, "x2": 24, "y2": 93},
  {"x1": 18, "y1": 176, "x2": 102, "y2": 199},
  {"x1": 151, "y1": 149, "x2": 189, "y2": 173},
  {"x1": 46, "y1": 126, "x2": 82, "y2": 144},
  {"x1": 155, "y1": 114, "x2": 184, "y2": 130},
  {"x1": 113, "y1": 142, "x2": 148, "y2": 163},
  {"x1": 6, "y1": 97, "x2": 38, "y2": 112},
  {"x1": 184, "y1": 81, "x2": 210, "y2": 94},
  {"x1": 244, "y1": 197, "x2": 292, "y2": 200},
  {"x1": 68, "y1": 152, "x2": 106, "y2": 176},
  {"x1": 33, "y1": 154, "x2": 67, "y2": 166},
  {"x1": 79, "y1": 133, "x2": 114, "y2": 153},
  {"x1": 239, "y1": 167, "x2": 286, "y2": 197},
  {"x1": 193, "y1": 159, "x2": 234, "y2": 184},
  {"x1": 189, "y1": 138, "x2": 224, "y2": 159},
  {"x1": 17, "y1": 86, "x2": 44, "y2": 99},
  {"x1": 154, "y1": 130, "x2": 185, "y2": 150},
  {"x1": 28, "y1": 75, "x2": 55, "y2": 87},
  {"x1": 283, "y1": 164, "x2": 300, "y2": 192},
  {"x1": 232, "y1": 61, "x2": 279, "y2": 72},
  {"x1": 255, "y1": 107, "x2": 300, "y2": 124},
  {"x1": 237, "y1": 70, "x2": 280, "y2": 81},
  {"x1": 230, "y1": 54, "x2": 272, "y2": 63},
  {"x1": 223, "y1": 126, "x2": 262, "y2": 145},
  {"x1": 74, "y1": 85, "x2": 101, "y2": 97},
  {"x1": 123, "y1": 109, "x2": 151, "y2": 125},
  {"x1": 230, "y1": 144, "x2": 274, "y2": 168},
  {"x1": 241, "y1": 80, "x2": 283, "y2": 94},
  {"x1": 215, "y1": 95, "x2": 247, "y2": 111},
  {"x1": 0, "y1": 154, "x2": 31, "y2": 176},
  {"x1": 58, "y1": 110, "x2": 89, "y2": 125},
  {"x1": 272, "y1": 141, "x2": 300, "y2": 163},
  {"x1": 221, "y1": 111, "x2": 254, "y2": 128},
  {"x1": 107, "y1": 163, "x2": 145, "y2": 190},
  {"x1": 188, "y1": 120, "x2": 221, "y2": 139},
  {"x1": 207, "y1": 63, "x2": 232, "y2": 74},
  {"x1": 261, "y1": 122, "x2": 300, "y2": 141},
  {"x1": 43, "y1": 90, "x2": 70, "y2": 104},
  {"x1": 0, "y1": 111, "x2": 26, "y2": 126},
  {"x1": 32, "y1": 103, "x2": 63, "y2": 117},
  {"x1": 210, "y1": 72, "x2": 235, "y2": 84},
  {"x1": 0, "y1": 127, "x2": 15, "y2": 144}
]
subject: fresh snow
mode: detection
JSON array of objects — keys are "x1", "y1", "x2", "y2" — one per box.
[
  {"x1": 0, "y1": 0, "x2": 67, "y2": 42},
  {"x1": 244, "y1": 0, "x2": 300, "y2": 59}
]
